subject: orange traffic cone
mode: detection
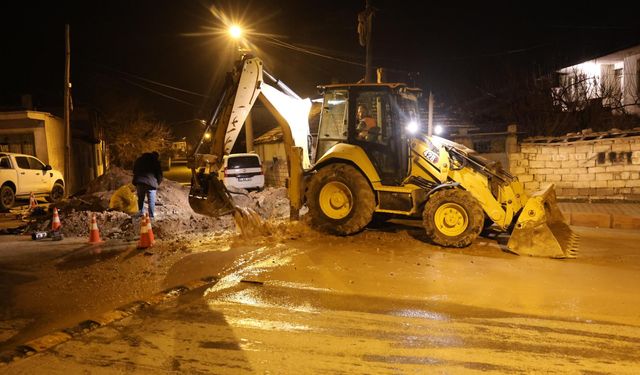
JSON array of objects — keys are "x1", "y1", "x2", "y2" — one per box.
[
  {"x1": 146, "y1": 215, "x2": 155, "y2": 246},
  {"x1": 51, "y1": 207, "x2": 62, "y2": 231},
  {"x1": 29, "y1": 192, "x2": 38, "y2": 210},
  {"x1": 137, "y1": 214, "x2": 153, "y2": 249},
  {"x1": 88, "y1": 213, "x2": 103, "y2": 243}
]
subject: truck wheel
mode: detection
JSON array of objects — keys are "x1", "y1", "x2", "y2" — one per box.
[
  {"x1": 46, "y1": 183, "x2": 65, "y2": 203},
  {"x1": 306, "y1": 163, "x2": 375, "y2": 235},
  {"x1": 423, "y1": 189, "x2": 483, "y2": 247},
  {"x1": 0, "y1": 185, "x2": 15, "y2": 210}
]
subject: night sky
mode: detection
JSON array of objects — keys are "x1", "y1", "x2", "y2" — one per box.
[{"x1": 2, "y1": 0, "x2": 640, "y2": 138}]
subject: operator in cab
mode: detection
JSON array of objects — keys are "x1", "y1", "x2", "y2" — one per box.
[{"x1": 356, "y1": 104, "x2": 379, "y2": 141}]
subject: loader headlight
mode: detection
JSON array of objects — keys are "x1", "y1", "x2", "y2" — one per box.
[{"x1": 406, "y1": 121, "x2": 419, "y2": 134}]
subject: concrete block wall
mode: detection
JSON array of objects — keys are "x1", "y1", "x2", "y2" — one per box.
[
  {"x1": 262, "y1": 158, "x2": 288, "y2": 187},
  {"x1": 508, "y1": 133, "x2": 640, "y2": 201}
]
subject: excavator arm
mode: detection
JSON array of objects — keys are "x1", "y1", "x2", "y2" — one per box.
[{"x1": 189, "y1": 55, "x2": 311, "y2": 219}]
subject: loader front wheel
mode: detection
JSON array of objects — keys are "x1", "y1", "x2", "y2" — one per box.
[
  {"x1": 423, "y1": 189, "x2": 483, "y2": 247},
  {"x1": 306, "y1": 163, "x2": 375, "y2": 235}
]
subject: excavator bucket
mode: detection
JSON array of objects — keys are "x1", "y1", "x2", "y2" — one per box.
[
  {"x1": 188, "y1": 171, "x2": 269, "y2": 237},
  {"x1": 188, "y1": 173, "x2": 236, "y2": 217},
  {"x1": 507, "y1": 184, "x2": 578, "y2": 258}
]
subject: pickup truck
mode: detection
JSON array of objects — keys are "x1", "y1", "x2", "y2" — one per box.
[{"x1": 0, "y1": 152, "x2": 65, "y2": 210}]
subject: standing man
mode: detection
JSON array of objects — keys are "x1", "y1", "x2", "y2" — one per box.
[{"x1": 132, "y1": 151, "x2": 163, "y2": 220}]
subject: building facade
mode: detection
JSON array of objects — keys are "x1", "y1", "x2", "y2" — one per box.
[{"x1": 555, "y1": 44, "x2": 640, "y2": 115}]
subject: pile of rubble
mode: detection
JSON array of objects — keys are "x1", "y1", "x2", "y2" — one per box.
[{"x1": 42, "y1": 168, "x2": 293, "y2": 240}]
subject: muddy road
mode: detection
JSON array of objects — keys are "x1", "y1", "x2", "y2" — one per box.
[{"x1": 2, "y1": 223, "x2": 640, "y2": 373}]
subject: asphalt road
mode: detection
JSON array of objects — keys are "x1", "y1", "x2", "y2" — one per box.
[
  {"x1": 2, "y1": 224, "x2": 639, "y2": 374},
  {"x1": 163, "y1": 161, "x2": 191, "y2": 186}
]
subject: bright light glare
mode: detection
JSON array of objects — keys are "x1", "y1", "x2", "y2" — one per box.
[
  {"x1": 406, "y1": 121, "x2": 419, "y2": 134},
  {"x1": 434, "y1": 125, "x2": 444, "y2": 135},
  {"x1": 229, "y1": 25, "x2": 243, "y2": 39},
  {"x1": 204, "y1": 132, "x2": 212, "y2": 140}
]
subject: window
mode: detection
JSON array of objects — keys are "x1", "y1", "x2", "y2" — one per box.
[
  {"x1": 227, "y1": 155, "x2": 261, "y2": 169},
  {"x1": 318, "y1": 90, "x2": 349, "y2": 140},
  {"x1": 355, "y1": 91, "x2": 392, "y2": 144},
  {"x1": 0, "y1": 156, "x2": 11, "y2": 169},
  {"x1": 27, "y1": 157, "x2": 45, "y2": 170},
  {"x1": 15, "y1": 156, "x2": 30, "y2": 169},
  {"x1": 316, "y1": 90, "x2": 349, "y2": 158}
]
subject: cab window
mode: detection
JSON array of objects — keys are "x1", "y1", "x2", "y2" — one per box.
[
  {"x1": 316, "y1": 90, "x2": 349, "y2": 158},
  {"x1": 355, "y1": 92, "x2": 392, "y2": 144},
  {"x1": 0, "y1": 156, "x2": 11, "y2": 169},
  {"x1": 27, "y1": 157, "x2": 45, "y2": 170},
  {"x1": 15, "y1": 156, "x2": 30, "y2": 169}
]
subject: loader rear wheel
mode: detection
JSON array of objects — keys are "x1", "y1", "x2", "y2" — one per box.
[
  {"x1": 306, "y1": 163, "x2": 375, "y2": 235},
  {"x1": 423, "y1": 189, "x2": 483, "y2": 247}
]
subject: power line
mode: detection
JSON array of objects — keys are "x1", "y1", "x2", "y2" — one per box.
[
  {"x1": 94, "y1": 63, "x2": 211, "y2": 98},
  {"x1": 116, "y1": 76, "x2": 200, "y2": 108},
  {"x1": 262, "y1": 36, "x2": 365, "y2": 67}
]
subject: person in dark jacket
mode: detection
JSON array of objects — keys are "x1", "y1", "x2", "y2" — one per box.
[{"x1": 132, "y1": 151, "x2": 163, "y2": 219}]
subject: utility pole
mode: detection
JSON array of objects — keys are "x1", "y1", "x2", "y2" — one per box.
[
  {"x1": 64, "y1": 24, "x2": 71, "y2": 191},
  {"x1": 358, "y1": 0, "x2": 375, "y2": 83}
]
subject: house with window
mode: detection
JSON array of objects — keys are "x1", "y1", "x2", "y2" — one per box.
[
  {"x1": 554, "y1": 44, "x2": 640, "y2": 115},
  {"x1": 0, "y1": 109, "x2": 106, "y2": 194},
  {"x1": 0, "y1": 110, "x2": 65, "y2": 171}
]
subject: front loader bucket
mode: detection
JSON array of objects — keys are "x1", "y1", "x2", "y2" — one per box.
[
  {"x1": 188, "y1": 173, "x2": 236, "y2": 217},
  {"x1": 507, "y1": 184, "x2": 578, "y2": 258}
]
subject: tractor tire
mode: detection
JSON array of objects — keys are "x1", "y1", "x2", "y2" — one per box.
[
  {"x1": 46, "y1": 183, "x2": 65, "y2": 203},
  {"x1": 0, "y1": 185, "x2": 16, "y2": 210},
  {"x1": 423, "y1": 189, "x2": 484, "y2": 247},
  {"x1": 306, "y1": 163, "x2": 375, "y2": 235}
]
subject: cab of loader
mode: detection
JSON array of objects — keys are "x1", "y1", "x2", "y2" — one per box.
[{"x1": 314, "y1": 83, "x2": 418, "y2": 184}]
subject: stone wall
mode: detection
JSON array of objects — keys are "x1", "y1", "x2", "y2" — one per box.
[
  {"x1": 262, "y1": 158, "x2": 288, "y2": 187},
  {"x1": 508, "y1": 129, "x2": 640, "y2": 201}
]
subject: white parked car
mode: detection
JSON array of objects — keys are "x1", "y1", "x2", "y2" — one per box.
[
  {"x1": 218, "y1": 153, "x2": 265, "y2": 191},
  {"x1": 0, "y1": 152, "x2": 65, "y2": 210}
]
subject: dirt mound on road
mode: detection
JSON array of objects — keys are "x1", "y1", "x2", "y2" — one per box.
[{"x1": 45, "y1": 168, "x2": 294, "y2": 240}]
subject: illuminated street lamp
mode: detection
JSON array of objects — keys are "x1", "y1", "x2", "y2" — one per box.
[
  {"x1": 204, "y1": 132, "x2": 212, "y2": 140},
  {"x1": 229, "y1": 25, "x2": 243, "y2": 39},
  {"x1": 434, "y1": 125, "x2": 444, "y2": 135}
]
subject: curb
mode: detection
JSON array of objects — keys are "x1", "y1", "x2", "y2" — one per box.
[
  {"x1": 562, "y1": 211, "x2": 640, "y2": 230},
  {"x1": 0, "y1": 276, "x2": 218, "y2": 366}
]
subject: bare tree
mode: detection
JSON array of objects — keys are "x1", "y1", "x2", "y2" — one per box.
[
  {"x1": 453, "y1": 64, "x2": 640, "y2": 136},
  {"x1": 99, "y1": 102, "x2": 172, "y2": 169}
]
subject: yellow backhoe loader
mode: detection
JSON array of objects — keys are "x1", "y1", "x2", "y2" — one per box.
[{"x1": 189, "y1": 55, "x2": 577, "y2": 258}]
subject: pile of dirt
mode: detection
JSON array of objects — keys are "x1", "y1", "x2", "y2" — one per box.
[
  {"x1": 229, "y1": 187, "x2": 291, "y2": 219},
  {"x1": 85, "y1": 167, "x2": 132, "y2": 194},
  {"x1": 45, "y1": 168, "x2": 294, "y2": 240}
]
